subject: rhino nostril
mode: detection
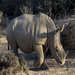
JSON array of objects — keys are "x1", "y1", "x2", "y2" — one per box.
[{"x1": 56, "y1": 58, "x2": 65, "y2": 65}]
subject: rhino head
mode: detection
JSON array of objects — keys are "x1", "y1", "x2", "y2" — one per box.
[{"x1": 48, "y1": 24, "x2": 67, "y2": 65}]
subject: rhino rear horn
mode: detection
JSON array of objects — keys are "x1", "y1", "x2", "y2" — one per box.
[{"x1": 65, "y1": 50, "x2": 69, "y2": 58}]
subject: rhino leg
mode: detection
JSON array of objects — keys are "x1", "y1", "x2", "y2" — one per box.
[
  {"x1": 9, "y1": 41, "x2": 18, "y2": 56},
  {"x1": 33, "y1": 44, "x2": 44, "y2": 68}
]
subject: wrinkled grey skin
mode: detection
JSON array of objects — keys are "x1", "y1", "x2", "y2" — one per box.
[{"x1": 6, "y1": 13, "x2": 66, "y2": 68}]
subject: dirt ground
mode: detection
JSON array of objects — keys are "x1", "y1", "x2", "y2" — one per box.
[{"x1": 0, "y1": 27, "x2": 75, "y2": 75}]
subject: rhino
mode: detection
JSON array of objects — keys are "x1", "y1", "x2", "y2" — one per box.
[{"x1": 6, "y1": 13, "x2": 67, "y2": 68}]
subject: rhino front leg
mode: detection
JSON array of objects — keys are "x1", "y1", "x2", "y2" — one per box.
[{"x1": 33, "y1": 44, "x2": 44, "y2": 68}]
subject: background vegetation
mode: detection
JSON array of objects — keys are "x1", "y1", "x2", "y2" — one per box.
[{"x1": 0, "y1": 0, "x2": 75, "y2": 19}]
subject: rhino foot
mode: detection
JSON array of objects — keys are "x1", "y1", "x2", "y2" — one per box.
[{"x1": 40, "y1": 62, "x2": 49, "y2": 70}]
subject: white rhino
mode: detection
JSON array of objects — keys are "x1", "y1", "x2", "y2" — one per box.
[{"x1": 6, "y1": 13, "x2": 66, "y2": 68}]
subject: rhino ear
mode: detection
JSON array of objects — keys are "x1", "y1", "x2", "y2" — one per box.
[
  {"x1": 60, "y1": 24, "x2": 65, "y2": 32},
  {"x1": 56, "y1": 24, "x2": 65, "y2": 32},
  {"x1": 56, "y1": 28, "x2": 60, "y2": 32}
]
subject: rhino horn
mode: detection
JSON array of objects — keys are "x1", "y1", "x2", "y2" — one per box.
[{"x1": 65, "y1": 50, "x2": 69, "y2": 58}]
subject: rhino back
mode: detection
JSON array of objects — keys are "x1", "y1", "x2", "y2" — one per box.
[
  {"x1": 7, "y1": 13, "x2": 56, "y2": 53},
  {"x1": 7, "y1": 13, "x2": 48, "y2": 53}
]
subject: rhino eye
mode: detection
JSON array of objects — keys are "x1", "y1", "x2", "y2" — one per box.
[
  {"x1": 56, "y1": 47, "x2": 62, "y2": 59},
  {"x1": 56, "y1": 47, "x2": 60, "y2": 56},
  {"x1": 56, "y1": 47, "x2": 58, "y2": 52}
]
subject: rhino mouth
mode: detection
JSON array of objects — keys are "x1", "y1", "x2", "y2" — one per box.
[
  {"x1": 56, "y1": 52, "x2": 65, "y2": 65},
  {"x1": 55, "y1": 49, "x2": 68, "y2": 65}
]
